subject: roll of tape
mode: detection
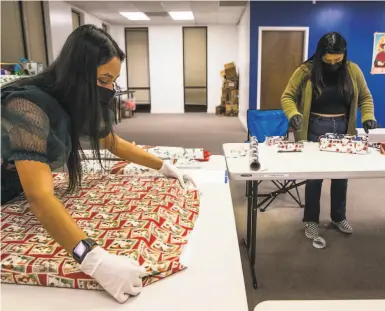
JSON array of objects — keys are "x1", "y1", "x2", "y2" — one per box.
[{"x1": 380, "y1": 141, "x2": 385, "y2": 155}]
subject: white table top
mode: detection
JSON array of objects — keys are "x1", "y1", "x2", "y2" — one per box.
[
  {"x1": 254, "y1": 300, "x2": 385, "y2": 311},
  {"x1": 1, "y1": 169, "x2": 248, "y2": 311},
  {"x1": 196, "y1": 155, "x2": 227, "y2": 170},
  {"x1": 356, "y1": 128, "x2": 385, "y2": 143},
  {"x1": 223, "y1": 143, "x2": 385, "y2": 181}
]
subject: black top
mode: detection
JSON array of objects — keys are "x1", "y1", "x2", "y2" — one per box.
[
  {"x1": 310, "y1": 72, "x2": 348, "y2": 115},
  {"x1": 1, "y1": 85, "x2": 114, "y2": 204}
]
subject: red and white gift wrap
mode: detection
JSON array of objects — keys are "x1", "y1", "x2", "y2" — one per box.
[
  {"x1": 1, "y1": 174, "x2": 200, "y2": 290},
  {"x1": 276, "y1": 141, "x2": 304, "y2": 152},
  {"x1": 319, "y1": 134, "x2": 369, "y2": 155},
  {"x1": 265, "y1": 136, "x2": 286, "y2": 146}
]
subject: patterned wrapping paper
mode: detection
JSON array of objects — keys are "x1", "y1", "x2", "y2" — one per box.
[
  {"x1": 276, "y1": 141, "x2": 304, "y2": 152},
  {"x1": 1, "y1": 174, "x2": 200, "y2": 290},
  {"x1": 264, "y1": 136, "x2": 304, "y2": 152},
  {"x1": 81, "y1": 146, "x2": 211, "y2": 162},
  {"x1": 265, "y1": 136, "x2": 287, "y2": 146},
  {"x1": 82, "y1": 159, "x2": 201, "y2": 176},
  {"x1": 319, "y1": 133, "x2": 369, "y2": 155}
]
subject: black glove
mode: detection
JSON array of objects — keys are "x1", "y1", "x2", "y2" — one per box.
[
  {"x1": 290, "y1": 114, "x2": 303, "y2": 131},
  {"x1": 363, "y1": 120, "x2": 379, "y2": 133}
]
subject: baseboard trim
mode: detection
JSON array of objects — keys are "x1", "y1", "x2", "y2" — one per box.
[{"x1": 239, "y1": 115, "x2": 247, "y2": 132}]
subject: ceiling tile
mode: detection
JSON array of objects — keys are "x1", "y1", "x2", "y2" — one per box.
[
  {"x1": 131, "y1": 1, "x2": 166, "y2": 12},
  {"x1": 194, "y1": 11, "x2": 219, "y2": 24},
  {"x1": 190, "y1": 1, "x2": 219, "y2": 12},
  {"x1": 160, "y1": 1, "x2": 192, "y2": 11},
  {"x1": 66, "y1": 0, "x2": 244, "y2": 26}
]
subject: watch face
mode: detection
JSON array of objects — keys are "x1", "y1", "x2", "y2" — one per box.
[{"x1": 73, "y1": 241, "x2": 87, "y2": 258}]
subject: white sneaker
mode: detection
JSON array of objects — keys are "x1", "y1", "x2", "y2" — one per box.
[
  {"x1": 305, "y1": 222, "x2": 319, "y2": 239},
  {"x1": 332, "y1": 220, "x2": 353, "y2": 234}
]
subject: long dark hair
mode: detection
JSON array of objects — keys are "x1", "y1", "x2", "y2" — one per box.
[
  {"x1": 305, "y1": 32, "x2": 353, "y2": 102},
  {"x1": 12, "y1": 24, "x2": 125, "y2": 192}
]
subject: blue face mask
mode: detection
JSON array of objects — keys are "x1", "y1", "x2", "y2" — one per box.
[{"x1": 97, "y1": 85, "x2": 115, "y2": 105}]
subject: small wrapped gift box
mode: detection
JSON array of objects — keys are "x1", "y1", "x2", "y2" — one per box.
[
  {"x1": 276, "y1": 141, "x2": 304, "y2": 152},
  {"x1": 319, "y1": 133, "x2": 369, "y2": 155},
  {"x1": 265, "y1": 136, "x2": 286, "y2": 146}
]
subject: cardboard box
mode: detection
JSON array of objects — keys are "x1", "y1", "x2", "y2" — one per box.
[
  {"x1": 221, "y1": 88, "x2": 229, "y2": 101},
  {"x1": 230, "y1": 89, "x2": 239, "y2": 104},
  {"x1": 225, "y1": 103, "x2": 239, "y2": 115},
  {"x1": 224, "y1": 62, "x2": 237, "y2": 79},
  {"x1": 227, "y1": 80, "x2": 238, "y2": 89},
  {"x1": 215, "y1": 105, "x2": 222, "y2": 115}
]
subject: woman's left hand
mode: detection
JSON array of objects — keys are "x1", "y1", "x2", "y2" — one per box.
[
  {"x1": 159, "y1": 162, "x2": 196, "y2": 189},
  {"x1": 363, "y1": 120, "x2": 379, "y2": 133}
]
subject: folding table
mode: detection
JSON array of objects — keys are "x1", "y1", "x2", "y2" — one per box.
[
  {"x1": 254, "y1": 299, "x2": 385, "y2": 311},
  {"x1": 223, "y1": 142, "x2": 385, "y2": 289},
  {"x1": 2, "y1": 156, "x2": 249, "y2": 311}
]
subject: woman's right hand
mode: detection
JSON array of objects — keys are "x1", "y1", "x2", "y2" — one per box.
[
  {"x1": 80, "y1": 246, "x2": 147, "y2": 303},
  {"x1": 290, "y1": 114, "x2": 303, "y2": 131}
]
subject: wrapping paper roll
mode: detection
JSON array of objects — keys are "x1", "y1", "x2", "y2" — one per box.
[{"x1": 249, "y1": 136, "x2": 261, "y2": 170}]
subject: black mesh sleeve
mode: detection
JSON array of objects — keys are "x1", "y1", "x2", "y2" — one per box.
[
  {"x1": 2, "y1": 98, "x2": 50, "y2": 164},
  {"x1": 1, "y1": 86, "x2": 72, "y2": 170}
]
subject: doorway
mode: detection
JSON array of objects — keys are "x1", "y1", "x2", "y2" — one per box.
[
  {"x1": 183, "y1": 27, "x2": 208, "y2": 113},
  {"x1": 125, "y1": 28, "x2": 151, "y2": 112},
  {"x1": 257, "y1": 27, "x2": 309, "y2": 110}
]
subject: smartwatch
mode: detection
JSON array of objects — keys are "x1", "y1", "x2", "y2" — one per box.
[{"x1": 72, "y1": 238, "x2": 98, "y2": 264}]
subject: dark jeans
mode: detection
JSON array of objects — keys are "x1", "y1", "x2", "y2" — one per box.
[{"x1": 304, "y1": 114, "x2": 348, "y2": 224}]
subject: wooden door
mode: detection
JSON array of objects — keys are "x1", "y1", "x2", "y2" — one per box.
[{"x1": 260, "y1": 31, "x2": 304, "y2": 110}]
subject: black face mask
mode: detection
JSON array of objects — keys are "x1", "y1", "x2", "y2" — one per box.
[
  {"x1": 98, "y1": 85, "x2": 116, "y2": 105},
  {"x1": 80, "y1": 86, "x2": 115, "y2": 137},
  {"x1": 323, "y1": 62, "x2": 342, "y2": 72}
]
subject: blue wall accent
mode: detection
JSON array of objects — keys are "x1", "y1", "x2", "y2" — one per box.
[{"x1": 249, "y1": 1, "x2": 385, "y2": 127}]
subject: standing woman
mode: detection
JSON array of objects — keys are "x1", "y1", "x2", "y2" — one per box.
[
  {"x1": 281, "y1": 32, "x2": 378, "y2": 241},
  {"x1": 1, "y1": 25, "x2": 194, "y2": 302}
]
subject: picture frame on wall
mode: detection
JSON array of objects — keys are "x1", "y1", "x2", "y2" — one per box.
[{"x1": 371, "y1": 32, "x2": 385, "y2": 74}]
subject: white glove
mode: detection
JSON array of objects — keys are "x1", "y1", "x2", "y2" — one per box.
[
  {"x1": 158, "y1": 162, "x2": 196, "y2": 188},
  {"x1": 80, "y1": 246, "x2": 147, "y2": 303}
]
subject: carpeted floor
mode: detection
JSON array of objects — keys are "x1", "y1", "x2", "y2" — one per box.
[{"x1": 115, "y1": 113, "x2": 385, "y2": 310}]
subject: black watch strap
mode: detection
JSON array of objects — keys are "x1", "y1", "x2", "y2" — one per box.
[{"x1": 72, "y1": 238, "x2": 98, "y2": 264}]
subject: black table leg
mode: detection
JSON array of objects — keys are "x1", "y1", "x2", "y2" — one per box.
[
  {"x1": 244, "y1": 181, "x2": 252, "y2": 249},
  {"x1": 250, "y1": 180, "x2": 259, "y2": 289},
  {"x1": 243, "y1": 180, "x2": 259, "y2": 289}
]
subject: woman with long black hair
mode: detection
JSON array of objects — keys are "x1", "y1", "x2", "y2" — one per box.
[
  {"x1": 281, "y1": 32, "x2": 378, "y2": 242},
  {"x1": 1, "y1": 25, "x2": 194, "y2": 302}
]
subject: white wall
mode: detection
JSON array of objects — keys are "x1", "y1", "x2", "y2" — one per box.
[
  {"x1": 113, "y1": 25, "x2": 238, "y2": 114},
  {"x1": 148, "y1": 26, "x2": 185, "y2": 114},
  {"x1": 43, "y1": 2, "x2": 241, "y2": 114},
  {"x1": 109, "y1": 26, "x2": 127, "y2": 89},
  {"x1": 44, "y1": 1, "x2": 107, "y2": 63},
  {"x1": 207, "y1": 26, "x2": 238, "y2": 113},
  {"x1": 237, "y1": 4, "x2": 250, "y2": 131}
]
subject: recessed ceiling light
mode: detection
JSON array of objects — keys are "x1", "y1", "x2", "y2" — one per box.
[
  {"x1": 168, "y1": 11, "x2": 194, "y2": 21},
  {"x1": 119, "y1": 12, "x2": 150, "y2": 21}
]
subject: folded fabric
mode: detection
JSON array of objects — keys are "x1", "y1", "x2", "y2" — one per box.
[{"x1": 1, "y1": 174, "x2": 200, "y2": 290}]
